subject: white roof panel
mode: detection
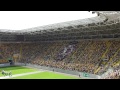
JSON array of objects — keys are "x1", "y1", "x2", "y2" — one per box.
[{"x1": 0, "y1": 16, "x2": 106, "y2": 33}]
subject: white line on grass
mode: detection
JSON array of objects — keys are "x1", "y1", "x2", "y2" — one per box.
[
  {"x1": 25, "y1": 66, "x2": 95, "y2": 79},
  {"x1": 24, "y1": 66, "x2": 81, "y2": 78},
  {"x1": 0, "y1": 71, "x2": 44, "y2": 79}
]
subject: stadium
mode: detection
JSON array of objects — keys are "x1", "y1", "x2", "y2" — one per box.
[{"x1": 0, "y1": 11, "x2": 120, "y2": 79}]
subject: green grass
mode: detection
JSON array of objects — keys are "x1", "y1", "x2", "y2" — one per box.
[
  {"x1": 0, "y1": 66, "x2": 37, "y2": 77},
  {"x1": 11, "y1": 71, "x2": 79, "y2": 79},
  {"x1": 0, "y1": 66, "x2": 80, "y2": 79}
]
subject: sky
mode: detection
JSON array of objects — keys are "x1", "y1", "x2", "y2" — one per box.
[{"x1": 0, "y1": 11, "x2": 97, "y2": 30}]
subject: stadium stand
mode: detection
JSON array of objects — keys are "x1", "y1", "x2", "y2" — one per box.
[{"x1": 0, "y1": 11, "x2": 120, "y2": 79}]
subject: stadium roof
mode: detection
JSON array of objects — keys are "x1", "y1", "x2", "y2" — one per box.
[
  {"x1": 0, "y1": 15, "x2": 105, "y2": 33},
  {"x1": 0, "y1": 11, "x2": 120, "y2": 34}
]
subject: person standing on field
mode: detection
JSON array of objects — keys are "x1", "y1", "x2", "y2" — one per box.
[{"x1": 9, "y1": 71, "x2": 12, "y2": 77}]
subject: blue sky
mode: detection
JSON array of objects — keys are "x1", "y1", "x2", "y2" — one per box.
[{"x1": 0, "y1": 11, "x2": 97, "y2": 30}]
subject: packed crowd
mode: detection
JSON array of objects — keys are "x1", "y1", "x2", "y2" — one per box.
[
  {"x1": 0, "y1": 40, "x2": 120, "y2": 76},
  {"x1": 30, "y1": 40, "x2": 120, "y2": 74},
  {"x1": 102, "y1": 65, "x2": 120, "y2": 79},
  {"x1": 56, "y1": 44, "x2": 75, "y2": 61}
]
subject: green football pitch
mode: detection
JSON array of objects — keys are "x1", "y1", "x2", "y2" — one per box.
[{"x1": 0, "y1": 66, "x2": 80, "y2": 79}]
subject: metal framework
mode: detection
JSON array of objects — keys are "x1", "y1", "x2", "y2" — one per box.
[{"x1": 0, "y1": 11, "x2": 120, "y2": 42}]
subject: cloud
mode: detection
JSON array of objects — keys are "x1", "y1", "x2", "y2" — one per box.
[{"x1": 0, "y1": 11, "x2": 97, "y2": 30}]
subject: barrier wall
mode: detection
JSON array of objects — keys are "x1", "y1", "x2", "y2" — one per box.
[
  {"x1": 0, "y1": 63, "x2": 10, "y2": 67},
  {"x1": 15, "y1": 62, "x2": 100, "y2": 79}
]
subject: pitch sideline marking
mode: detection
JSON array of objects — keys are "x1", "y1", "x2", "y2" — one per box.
[
  {"x1": 24, "y1": 66, "x2": 82, "y2": 78},
  {"x1": 0, "y1": 71, "x2": 45, "y2": 79}
]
